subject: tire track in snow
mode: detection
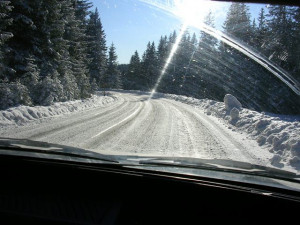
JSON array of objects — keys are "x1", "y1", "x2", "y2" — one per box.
[
  {"x1": 165, "y1": 100, "x2": 227, "y2": 159},
  {"x1": 47, "y1": 98, "x2": 142, "y2": 147},
  {"x1": 131, "y1": 100, "x2": 165, "y2": 153},
  {"x1": 101, "y1": 100, "x2": 158, "y2": 154},
  {"x1": 83, "y1": 100, "x2": 146, "y2": 150},
  {"x1": 0, "y1": 96, "x2": 125, "y2": 140},
  {"x1": 167, "y1": 104, "x2": 198, "y2": 157},
  {"x1": 91, "y1": 102, "x2": 145, "y2": 139},
  {"x1": 28, "y1": 99, "x2": 129, "y2": 139},
  {"x1": 162, "y1": 99, "x2": 260, "y2": 163}
]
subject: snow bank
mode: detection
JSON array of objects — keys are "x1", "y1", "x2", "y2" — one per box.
[
  {"x1": 224, "y1": 94, "x2": 242, "y2": 112},
  {"x1": 153, "y1": 92, "x2": 300, "y2": 170},
  {"x1": 0, "y1": 93, "x2": 118, "y2": 126}
]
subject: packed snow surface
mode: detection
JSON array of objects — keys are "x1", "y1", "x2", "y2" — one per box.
[
  {"x1": 154, "y1": 92, "x2": 300, "y2": 171},
  {"x1": 0, "y1": 90, "x2": 299, "y2": 173}
]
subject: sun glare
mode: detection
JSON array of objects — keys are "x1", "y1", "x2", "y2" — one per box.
[
  {"x1": 148, "y1": 23, "x2": 188, "y2": 100},
  {"x1": 141, "y1": 0, "x2": 300, "y2": 96},
  {"x1": 140, "y1": 0, "x2": 214, "y2": 26},
  {"x1": 173, "y1": 0, "x2": 212, "y2": 25}
]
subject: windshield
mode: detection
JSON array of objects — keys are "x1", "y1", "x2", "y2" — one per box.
[{"x1": 0, "y1": 0, "x2": 299, "y2": 177}]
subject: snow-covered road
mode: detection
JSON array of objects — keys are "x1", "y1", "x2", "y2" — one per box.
[{"x1": 0, "y1": 91, "x2": 273, "y2": 166}]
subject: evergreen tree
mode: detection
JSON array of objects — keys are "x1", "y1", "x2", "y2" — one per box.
[
  {"x1": 126, "y1": 50, "x2": 142, "y2": 89},
  {"x1": 4, "y1": 0, "x2": 94, "y2": 105},
  {"x1": 200, "y1": 11, "x2": 217, "y2": 48},
  {"x1": 73, "y1": 0, "x2": 92, "y2": 25},
  {"x1": 20, "y1": 55, "x2": 39, "y2": 103},
  {"x1": 157, "y1": 35, "x2": 168, "y2": 71},
  {"x1": 0, "y1": 0, "x2": 111, "y2": 109},
  {"x1": 5, "y1": 0, "x2": 37, "y2": 82},
  {"x1": 177, "y1": 31, "x2": 198, "y2": 96},
  {"x1": 106, "y1": 43, "x2": 121, "y2": 89},
  {"x1": 35, "y1": 0, "x2": 73, "y2": 102},
  {"x1": 175, "y1": 30, "x2": 192, "y2": 94},
  {"x1": 91, "y1": 78, "x2": 98, "y2": 92},
  {"x1": 157, "y1": 31, "x2": 177, "y2": 93},
  {"x1": 291, "y1": 6, "x2": 300, "y2": 80},
  {"x1": 86, "y1": 8, "x2": 107, "y2": 88},
  {"x1": 266, "y1": 5, "x2": 293, "y2": 68},
  {"x1": 0, "y1": 0, "x2": 13, "y2": 81},
  {"x1": 256, "y1": 8, "x2": 268, "y2": 50},
  {"x1": 0, "y1": 80, "x2": 32, "y2": 109},
  {"x1": 223, "y1": 3, "x2": 252, "y2": 44},
  {"x1": 141, "y1": 41, "x2": 158, "y2": 90},
  {"x1": 63, "y1": 0, "x2": 90, "y2": 99},
  {"x1": 194, "y1": 11, "x2": 222, "y2": 99},
  {"x1": 37, "y1": 73, "x2": 64, "y2": 105},
  {"x1": 7, "y1": 0, "x2": 72, "y2": 103}
]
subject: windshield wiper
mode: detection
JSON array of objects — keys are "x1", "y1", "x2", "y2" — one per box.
[
  {"x1": 0, "y1": 145, "x2": 119, "y2": 163},
  {"x1": 137, "y1": 158, "x2": 300, "y2": 182}
]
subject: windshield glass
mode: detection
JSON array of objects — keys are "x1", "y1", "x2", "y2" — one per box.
[{"x1": 0, "y1": 0, "x2": 299, "y2": 176}]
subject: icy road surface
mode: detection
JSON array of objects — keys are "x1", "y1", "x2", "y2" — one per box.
[{"x1": 0, "y1": 91, "x2": 273, "y2": 165}]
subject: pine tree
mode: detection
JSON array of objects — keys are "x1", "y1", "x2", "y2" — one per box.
[
  {"x1": 126, "y1": 50, "x2": 141, "y2": 89},
  {"x1": 73, "y1": 0, "x2": 92, "y2": 25},
  {"x1": 91, "y1": 78, "x2": 98, "y2": 92},
  {"x1": 256, "y1": 8, "x2": 268, "y2": 50},
  {"x1": 36, "y1": 0, "x2": 74, "y2": 102},
  {"x1": 194, "y1": 11, "x2": 222, "y2": 99},
  {"x1": 64, "y1": 0, "x2": 90, "y2": 99},
  {"x1": 5, "y1": 0, "x2": 38, "y2": 82},
  {"x1": 264, "y1": 5, "x2": 298, "y2": 111},
  {"x1": 5, "y1": 0, "x2": 93, "y2": 105},
  {"x1": 7, "y1": 0, "x2": 71, "y2": 103},
  {"x1": 223, "y1": 3, "x2": 252, "y2": 44},
  {"x1": 157, "y1": 35, "x2": 168, "y2": 70},
  {"x1": 20, "y1": 55, "x2": 40, "y2": 103},
  {"x1": 199, "y1": 11, "x2": 217, "y2": 50},
  {"x1": 220, "y1": 3, "x2": 257, "y2": 102},
  {"x1": 106, "y1": 43, "x2": 121, "y2": 89},
  {"x1": 291, "y1": 6, "x2": 300, "y2": 81},
  {"x1": 0, "y1": 0, "x2": 13, "y2": 81},
  {"x1": 177, "y1": 31, "x2": 198, "y2": 96},
  {"x1": 0, "y1": 80, "x2": 32, "y2": 109},
  {"x1": 3, "y1": 0, "x2": 42, "y2": 106},
  {"x1": 86, "y1": 8, "x2": 107, "y2": 88},
  {"x1": 37, "y1": 73, "x2": 64, "y2": 105},
  {"x1": 175, "y1": 30, "x2": 193, "y2": 95},
  {"x1": 0, "y1": 0, "x2": 107, "y2": 109},
  {"x1": 141, "y1": 41, "x2": 158, "y2": 90},
  {"x1": 266, "y1": 5, "x2": 293, "y2": 68}
]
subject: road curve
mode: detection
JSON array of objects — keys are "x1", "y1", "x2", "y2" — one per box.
[{"x1": 0, "y1": 91, "x2": 271, "y2": 165}]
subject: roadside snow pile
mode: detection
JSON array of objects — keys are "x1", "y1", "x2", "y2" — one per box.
[
  {"x1": 154, "y1": 92, "x2": 300, "y2": 170},
  {"x1": 224, "y1": 94, "x2": 242, "y2": 112},
  {"x1": 0, "y1": 94, "x2": 117, "y2": 126}
]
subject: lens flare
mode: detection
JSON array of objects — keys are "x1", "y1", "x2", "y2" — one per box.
[
  {"x1": 173, "y1": 0, "x2": 214, "y2": 24},
  {"x1": 148, "y1": 23, "x2": 188, "y2": 99},
  {"x1": 140, "y1": 0, "x2": 300, "y2": 95}
]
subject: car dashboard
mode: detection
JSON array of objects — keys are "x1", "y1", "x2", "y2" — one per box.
[{"x1": 0, "y1": 154, "x2": 299, "y2": 224}]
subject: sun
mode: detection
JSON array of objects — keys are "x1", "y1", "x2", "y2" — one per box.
[
  {"x1": 140, "y1": 0, "x2": 214, "y2": 27},
  {"x1": 173, "y1": 0, "x2": 213, "y2": 25}
]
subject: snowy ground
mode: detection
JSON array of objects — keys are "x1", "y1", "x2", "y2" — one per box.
[
  {"x1": 0, "y1": 90, "x2": 299, "y2": 173},
  {"x1": 0, "y1": 93, "x2": 118, "y2": 126},
  {"x1": 153, "y1": 92, "x2": 300, "y2": 172}
]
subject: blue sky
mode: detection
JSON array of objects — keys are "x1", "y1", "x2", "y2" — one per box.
[{"x1": 91, "y1": 0, "x2": 263, "y2": 64}]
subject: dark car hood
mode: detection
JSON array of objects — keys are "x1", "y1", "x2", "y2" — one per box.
[
  {"x1": 0, "y1": 137, "x2": 299, "y2": 180},
  {"x1": 0, "y1": 138, "x2": 300, "y2": 192},
  {"x1": 0, "y1": 137, "x2": 117, "y2": 163}
]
